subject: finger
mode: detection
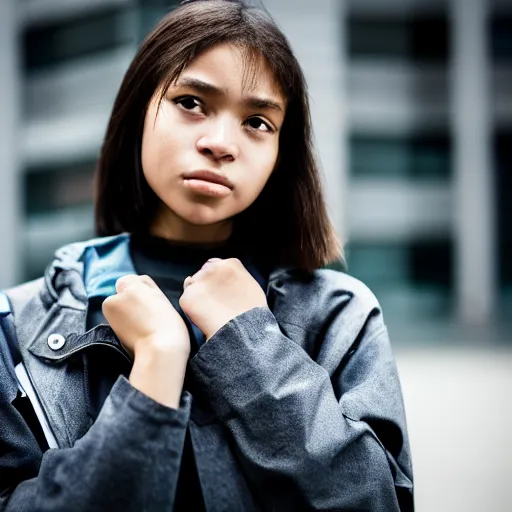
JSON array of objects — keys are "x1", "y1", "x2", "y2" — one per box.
[
  {"x1": 101, "y1": 294, "x2": 118, "y2": 316},
  {"x1": 202, "y1": 258, "x2": 222, "y2": 269},
  {"x1": 227, "y1": 257, "x2": 243, "y2": 268},
  {"x1": 139, "y1": 274, "x2": 159, "y2": 290},
  {"x1": 115, "y1": 274, "x2": 139, "y2": 293},
  {"x1": 183, "y1": 275, "x2": 194, "y2": 290}
]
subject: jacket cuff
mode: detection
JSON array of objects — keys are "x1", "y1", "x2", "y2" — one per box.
[
  {"x1": 190, "y1": 307, "x2": 313, "y2": 420},
  {"x1": 110, "y1": 375, "x2": 191, "y2": 426}
]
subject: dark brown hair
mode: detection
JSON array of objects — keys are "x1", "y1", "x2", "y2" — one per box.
[{"x1": 95, "y1": 0, "x2": 341, "y2": 272}]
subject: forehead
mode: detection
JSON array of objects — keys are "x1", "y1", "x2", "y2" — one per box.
[{"x1": 178, "y1": 42, "x2": 285, "y2": 100}]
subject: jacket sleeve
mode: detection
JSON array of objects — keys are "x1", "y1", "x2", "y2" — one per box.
[
  {"x1": 190, "y1": 302, "x2": 414, "y2": 511},
  {"x1": 0, "y1": 353, "x2": 190, "y2": 512}
]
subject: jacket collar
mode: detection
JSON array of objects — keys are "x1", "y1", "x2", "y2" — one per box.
[
  {"x1": 43, "y1": 233, "x2": 134, "y2": 307},
  {"x1": 47, "y1": 233, "x2": 288, "y2": 305},
  {"x1": 81, "y1": 234, "x2": 134, "y2": 299}
]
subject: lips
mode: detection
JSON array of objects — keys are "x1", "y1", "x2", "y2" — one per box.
[
  {"x1": 181, "y1": 170, "x2": 233, "y2": 198},
  {"x1": 182, "y1": 170, "x2": 233, "y2": 190}
]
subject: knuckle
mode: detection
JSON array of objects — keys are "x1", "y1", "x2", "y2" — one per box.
[
  {"x1": 124, "y1": 286, "x2": 138, "y2": 299},
  {"x1": 201, "y1": 265, "x2": 214, "y2": 276},
  {"x1": 116, "y1": 274, "x2": 136, "y2": 291},
  {"x1": 180, "y1": 285, "x2": 195, "y2": 305},
  {"x1": 178, "y1": 292, "x2": 188, "y2": 310},
  {"x1": 140, "y1": 274, "x2": 154, "y2": 285},
  {"x1": 102, "y1": 296, "x2": 115, "y2": 313},
  {"x1": 225, "y1": 259, "x2": 239, "y2": 275},
  {"x1": 226, "y1": 258, "x2": 242, "y2": 271}
]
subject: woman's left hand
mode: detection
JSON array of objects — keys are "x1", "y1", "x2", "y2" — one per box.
[{"x1": 179, "y1": 258, "x2": 268, "y2": 340}]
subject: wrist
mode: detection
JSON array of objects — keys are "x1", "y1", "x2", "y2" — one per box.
[
  {"x1": 134, "y1": 333, "x2": 190, "y2": 360},
  {"x1": 130, "y1": 339, "x2": 189, "y2": 409}
]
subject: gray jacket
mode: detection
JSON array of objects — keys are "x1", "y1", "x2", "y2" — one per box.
[{"x1": 0, "y1": 235, "x2": 413, "y2": 511}]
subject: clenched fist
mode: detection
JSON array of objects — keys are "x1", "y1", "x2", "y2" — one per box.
[
  {"x1": 179, "y1": 258, "x2": 268, "y2": 340},
  {"x1": 102, "y1": 274, "x2": 190, "y2": 409},
  {"x1": 102, "y1": 274, "x2": 190, "y2": 358}
]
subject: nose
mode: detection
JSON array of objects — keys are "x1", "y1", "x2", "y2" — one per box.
[{"x1": 196, "y1": 117, "x2": 239, "y2": 163}]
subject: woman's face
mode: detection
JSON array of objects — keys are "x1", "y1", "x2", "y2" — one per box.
[{"x1": 141, "y1": 42, "x2": 286, "y2": 242}]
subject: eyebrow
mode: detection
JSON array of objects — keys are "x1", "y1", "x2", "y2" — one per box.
[{"x1": 175, "y1": 77, "x2": 284, "y2": 113}]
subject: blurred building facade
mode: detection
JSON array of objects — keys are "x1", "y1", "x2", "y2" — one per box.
[{"x1": 0, "y1": 0, "x2": 511, "y2": 342}]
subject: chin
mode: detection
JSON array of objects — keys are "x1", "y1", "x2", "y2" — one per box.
[{"x1": 176, "y1": 202, "x2": 235, "y2": 226}]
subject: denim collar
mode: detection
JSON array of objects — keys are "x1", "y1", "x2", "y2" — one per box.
[
  {"x1": 80, "y1": 234, "x2": 134, "y2": 300},
  {"x1": 79, "y1": 233, "x2": 269, "y2": 301}
]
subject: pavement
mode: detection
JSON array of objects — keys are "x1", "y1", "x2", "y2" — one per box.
[{"x1": 395, "y1": 346, "x2": 512, "y2": 512}]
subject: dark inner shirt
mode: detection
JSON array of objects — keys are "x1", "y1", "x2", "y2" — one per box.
[{"x1": 131, "y1": 233, "x2": 250, "y2": 353}]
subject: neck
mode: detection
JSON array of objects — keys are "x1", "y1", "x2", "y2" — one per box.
[{"x1": 149, "y1": 211, "x2": 233, "y2": 244}]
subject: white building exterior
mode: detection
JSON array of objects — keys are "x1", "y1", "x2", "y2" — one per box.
[{"x1": 1, "y1": 0, "x2": 511, "y2": 336}]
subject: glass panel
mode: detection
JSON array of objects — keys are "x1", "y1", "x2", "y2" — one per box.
[
  {"x1": 23, "y1": 160, "x2": 96, "y2": 281},
  {"x1": 23, "y1": 205, "x2": 95, "y2": 281},
  {"x1": 22, "y1": 7, "x2": 135, "y2": 71},
  {"x1": 350, "y1": 135, "x2": 452, "y2": 180},
  {"x1": 491, "y1": 15, "x2": 512, "y2": 62},
  {"x1": 22, "y1": 2, "x2": 184, "y2": 71},
  {"x1": 348, "y1": 16, "x2": 449, "y2": 63},
  {"x1": 345, "y1": 240, "x2": 453, "y2": 320},
  {"x1": 24, "y1": 160, "x2": 95, "y2": 215},
  {"x1": 496, "y1": 131, "x2": 512, "y2": 290},
  {"x1": 347, "y1": 240, "x2": 453, "y2": 288}
]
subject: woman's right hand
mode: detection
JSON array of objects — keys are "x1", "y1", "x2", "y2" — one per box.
[{"x1": 102, "y1": 274, "x2": 191, "y2": 409}]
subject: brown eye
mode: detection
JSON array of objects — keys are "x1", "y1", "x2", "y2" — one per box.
[
  {"x1": 246, "y1": 117, "x2": 272, "y2": 132},
  {"x1": 174, "y1": 96, "x2": 203, "y2": 112}
]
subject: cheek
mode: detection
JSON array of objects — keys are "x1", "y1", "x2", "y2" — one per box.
[
  {"x1": 141, "y1": 112, "x2": 181, "y2": 186},
  {"x1": 141, "y1": 130, "x2": 155, "y2": 182},
  {"x1": 141, "y1": 108, "x2": 163, "y2": 184},
  {"x1": 244, "y1": 141, "x2": 279, "y2": 196}
]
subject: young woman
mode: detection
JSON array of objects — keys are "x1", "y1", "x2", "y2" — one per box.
[{"x1": 0, "y1": 1, "x2": 414, "y2": 510}]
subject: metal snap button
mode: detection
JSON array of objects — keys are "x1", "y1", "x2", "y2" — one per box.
[{"x1": 47, "y1": 334, "x2": 66, "y2": 351}]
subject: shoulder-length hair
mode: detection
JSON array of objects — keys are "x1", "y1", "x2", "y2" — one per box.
[{"x1": 95, "y1": 0, "x2": 342, "y2": 272}]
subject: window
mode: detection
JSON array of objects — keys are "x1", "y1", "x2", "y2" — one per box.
[
  {"x1": 22, "y1": 1, "x2": 180, "y2": 72},
  {"x1": 24, "y1": 160, "x2": 95, "y2": 215},
  {"x1": 347, "y1": 240, "x2": 453, "y2": 289},
  {"x1": 345, "y1": 240, "x2": 453, "y2": 320},
  {"x1": 23, "y1": 160, "x2": 96, "y2": 281},
  {"x1": 495, "y1": 131, "x2": 512, "y2": 289},
  {"x1": 22, "y1": 7, "x2": 135, "y2": 71},
  {"x1": 350, "y1": 134, "x2": 452, "y2": 180},
  {"x1": 491, "y1": 15, "x2": 512, "y2": 62},
  {"x1": 348, "y1": 15, "x2": 449, "y2": 63}
]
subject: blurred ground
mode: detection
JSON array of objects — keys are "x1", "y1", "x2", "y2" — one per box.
[{"x1": 395, "y1": 346, "x2": 512, "y2": 512}]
